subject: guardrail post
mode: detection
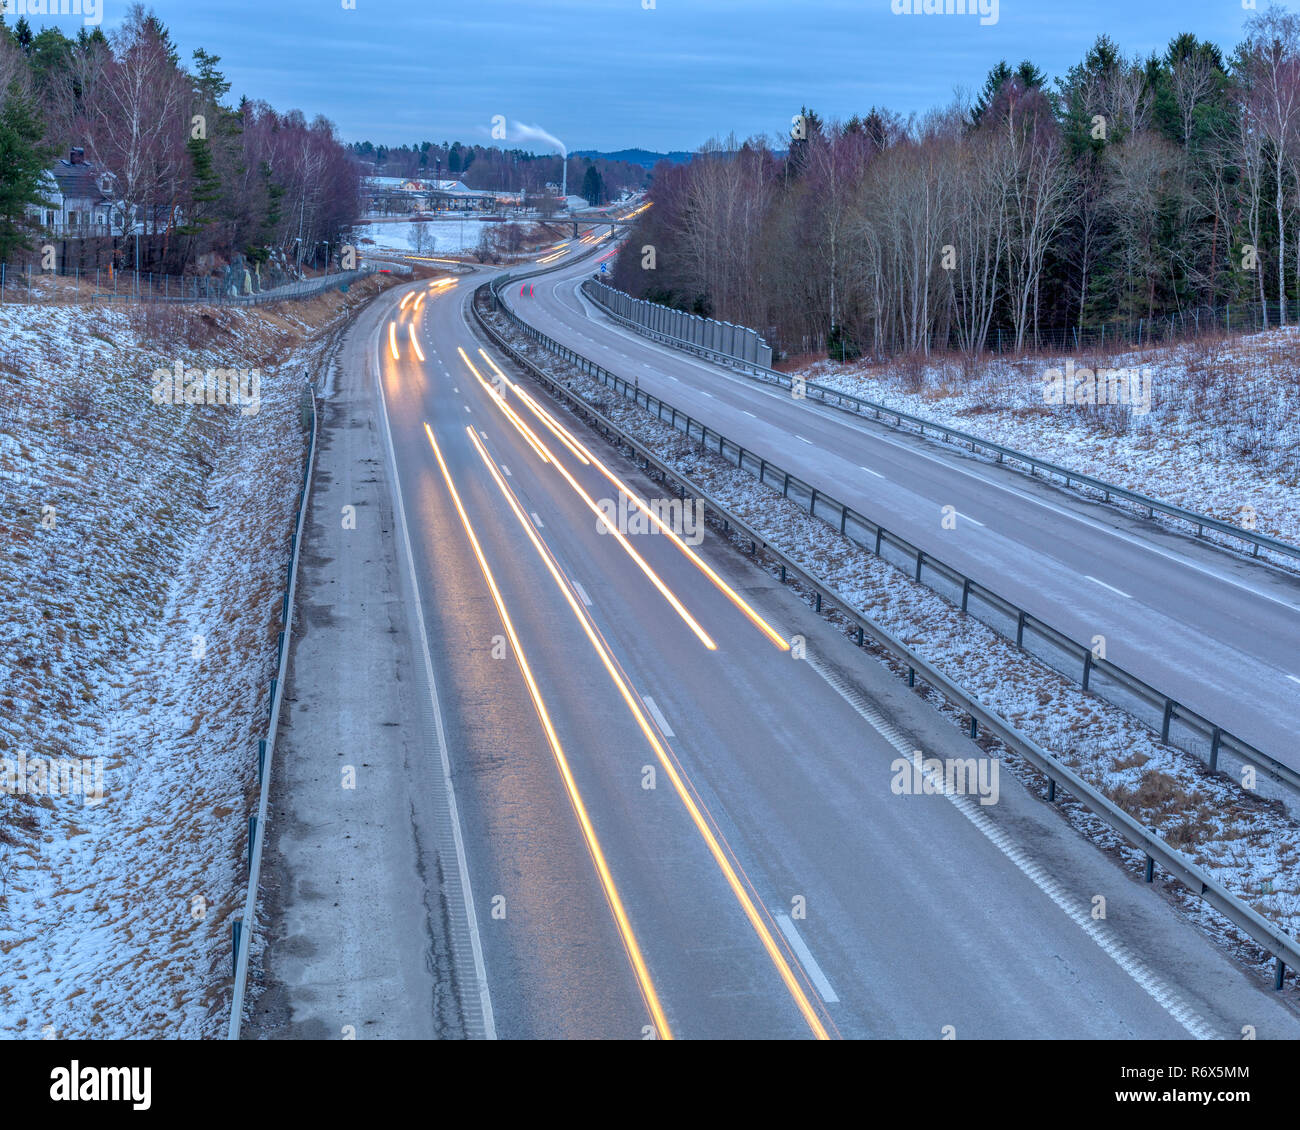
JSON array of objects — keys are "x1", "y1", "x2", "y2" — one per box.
[
  {"x1": 1081, "y1": 650, "x2": 1093, "y2": 691},
  {"x1": 1276, "y1": 958, "x2": 1286, "y2": 991},
  {"x1": 856, "y1": 626, "x2": 864, "y2": 647},
  {"x1": 1047, "y1": 778, "x2": 1056, "y2": 802},
  {"x1": 874, "y1": 527, "x2": 883, "y2": 555},
  {"x1": 809, "y1": 487, "x2": 817, "y2": 516},
  {"x1": 782, "y1": 471, "x2": 790, "y2": 498},
  {"x1": 839, "y1": 505, "x2": 848, "y2": 535},
  {"x1": 914, "y1": 550, "x2": 923, "y2": 582},
  {"x1": 815, "y1": 592, "x2": 822, "y2": 613},
  {"x1": 1016, "y1": 611, "x2": 1026, "y2": 648},
  {"x1": 232, "y1": 918, "x2": 242, "y2": 975},
  {"x1": 907, "y1": 667, "x2": 915, "y2": 687},
  {"x1": 248, "y1": 815, "x2": 257, "y2": 875},
  {"x1": 969, "y1": 716, "x2": 977, "y2": 740},
  {"x1": 1144, "y1": 855, "x2": 1154, "y2": 883},
  {"x1": 1160, "y1": 699, "x2": 1174, "y2": 743},
  {"x1": 960, "y1": 578, "x2": 970, "y2": 613},
  {"x1": 257, "y1": 739, "x2": 266, "y2": 785},
  {"x1": 1209, "y1": 727, "x2": 1221, "y2": 772},
  {"x1": 269, "y1": 677, "x2": 277, "y2": 716}
]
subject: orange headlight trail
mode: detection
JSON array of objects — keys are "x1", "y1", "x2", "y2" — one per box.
[
  {"x1": 466, "y1": 426, "x2": 831, "y2": 1041},
  {"x1": 414, "y1": 292, "x2": 426, "y2": 311},
  {"x1": 423, "y1": 422, "x2": 672, "y2": 1041},
  {"x1": 455, "y1": 348, "x2": 550, "y2": 464},
  {"x1": 400, "y1": 291, "x2": 414, "y2": 310},
  {"x1": 457, "y1": 351, "x2": 717, "y2": 652},
  {"x1": 388, "y1": 320, "x2": 400, "y2": 361},
  {"x1": 408, "y1": 324, "x2": 425, "y2": 362},
  {"x1": 488, "y1": 362, "x2": 789, "y2": 651},
  {"x1": 478, "y1": 350, "x2": 587, "y2": 465}
]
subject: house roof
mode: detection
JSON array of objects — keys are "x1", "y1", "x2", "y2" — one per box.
[
  {"x1": 362, "y1": 175, "x2": 497, "y2": 197},
  {"x1": 51, "y1": 157, "x2": 113, "y2": 203}
]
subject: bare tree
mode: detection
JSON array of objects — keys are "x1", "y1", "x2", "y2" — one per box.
[
  {"x1": 90, "y1": 6, "x2": 187, "y2": 239},
  {"x1": 1238, "y1": 7, "x2": 1300, "y2": 324}
]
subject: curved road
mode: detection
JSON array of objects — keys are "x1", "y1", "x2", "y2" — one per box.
[{"x1": 277, "y1": 266, "x2": 1300, "y2": 1039}]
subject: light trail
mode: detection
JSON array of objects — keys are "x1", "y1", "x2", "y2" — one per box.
[
  {"x1": 455, "y1": 348, "x2": 550, "y2": 464},
  {"x1": 477, "y1": 350, "x2": 588, "y2": 465},
  {"x1": 477, "y1": 351, "x2": 789, "y2": 651},
  {"x1": 408, "y1": 324, "x2": 426, "y2": 362},
  {"x1": 423, "y1": 422, "x2": 673, "y2": 1041},
  {"x1": 465, "y1": 425, "x2": 831, "y2": 1041},
  {"x1": 456, "y1": 350, "x2": 716, "y2": 651},
  {"x1": 388, "y1": 320, "x2": 399, "y2": 360}
]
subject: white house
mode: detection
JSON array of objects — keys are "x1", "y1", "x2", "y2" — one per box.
[{"x1": 42, "y1": 148, "x2": 118, "y2": 235}]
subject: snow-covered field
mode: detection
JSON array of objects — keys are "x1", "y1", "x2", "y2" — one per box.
[
  {"x1": 489, "y1": 309, "x2": 1300, "y2": 987},
  {"x1": 793, "y1": 332, "x2": 1300, "y2": 550},
  {"x1": 0, "y1": 286, "x2": 378, "y2": 1037},
  {"x1": 351, "y1": 218, "x2": 525, "y2": 255}
]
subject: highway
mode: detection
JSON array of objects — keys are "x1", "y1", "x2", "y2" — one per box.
[
  {"x1": 500, "y1": 243, "x2": 1300, "y2": 769},
  {"x1": 308, "y1": 265, "x2": 1300, "y2": 1039}
]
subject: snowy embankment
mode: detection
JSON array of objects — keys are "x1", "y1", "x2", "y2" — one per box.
[
  {"x1": 487, "y1": 310, "x2": 1300, "y2": 988},
  {"x1": 0, "y1": 283, "x2": 385, "y2": 1037},
  {"x1": 794, "y1": 331, "x2": 1299, "y2": 550}
]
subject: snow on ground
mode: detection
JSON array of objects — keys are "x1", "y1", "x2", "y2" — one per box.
[
  {"x1": 489, "y1": 309, "x2": 1300, "y2": 987},
  {"x1": 792, "y1": 332, "x2": 1300, "y2": 551},
  {"x1": 0, "y1": 284, "x2": 383, "y2": 1037},
  {"x1": 351, "y1": 218, "x2": 531, "y2": 255}
]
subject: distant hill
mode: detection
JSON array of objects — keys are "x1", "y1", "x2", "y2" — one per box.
[{"x1": 572, "y1": 148, "x2": 694, "y2": 169}]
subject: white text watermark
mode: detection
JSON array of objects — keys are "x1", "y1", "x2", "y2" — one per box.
[{"x1": 151, "y1": 360, "x2": 261, "y2": 417}]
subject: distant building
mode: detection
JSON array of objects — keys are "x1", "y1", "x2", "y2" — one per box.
[{"x1": 362, "y1": 175, "x2": 504, "y2": 214}]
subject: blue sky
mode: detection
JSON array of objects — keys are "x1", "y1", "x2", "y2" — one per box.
[{"x1": 13, "y1": 0, "x2": 1288, "y2": 152}]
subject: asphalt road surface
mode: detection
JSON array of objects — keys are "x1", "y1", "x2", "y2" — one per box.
[{"x1": 253, "y1": 268, "x2": 1300, "y2": 1040}]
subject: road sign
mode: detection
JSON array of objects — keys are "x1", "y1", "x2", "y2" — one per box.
[{"x1": 599, "y1": 262, "x2": 608, "y2": 274}]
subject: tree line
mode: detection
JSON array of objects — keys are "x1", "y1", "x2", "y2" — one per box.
[
  {"x1": 350, "y1": 139, "x2": 646, "y2": 206},
  {"x1": 0, "y1": 4, "x2": 361, "y2": 275},
  {"x1": 614, "y1": 7, "x2": 1300, "y2": 360}
]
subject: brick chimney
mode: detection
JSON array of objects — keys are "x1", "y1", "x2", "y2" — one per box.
[{"x1": 69, "y1": 147, "x2": 85, "y2": 165}]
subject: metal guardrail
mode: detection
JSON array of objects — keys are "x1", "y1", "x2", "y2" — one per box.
[
  {"x1": 496, "y1": 273, "x2": 1299, "y2": 805},
  {"x1": 475, "y1": 277, "x2": 1300, "y2": 993},
  {"x1": 580, "y1": 279, "x2": 1300, "y2": 571},
  {"x1": 227, "y1": 385, "x2": 318, "y2": 1039}
]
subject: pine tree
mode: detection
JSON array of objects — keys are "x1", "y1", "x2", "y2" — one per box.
[
  {"x1": 176, "y1": 134, "x2": 221, "y2": 237},
  {"x1": 0, "y1": 81, "x2": 52, "y2": 262}
]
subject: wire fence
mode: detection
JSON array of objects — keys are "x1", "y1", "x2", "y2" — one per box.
[{"x1": 0, "y1": 262, "x2": 376, "y2": 306}]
